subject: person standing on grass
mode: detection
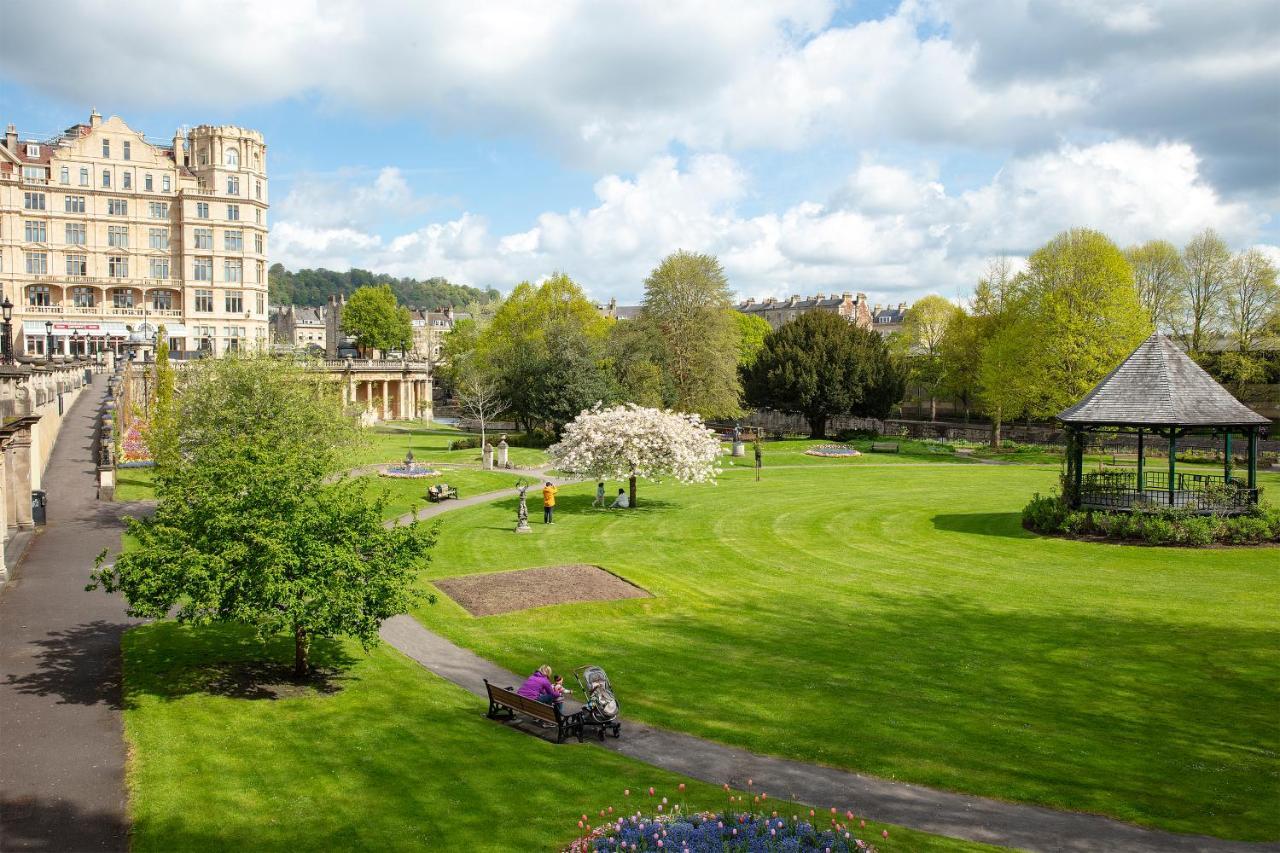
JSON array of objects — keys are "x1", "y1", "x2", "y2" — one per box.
[
  {"x1": 592, "y1": 481, "x2": 606, "y2": 508},
  {"x1": 542, "y1": 481, "x2": 558, "y2": 524}
]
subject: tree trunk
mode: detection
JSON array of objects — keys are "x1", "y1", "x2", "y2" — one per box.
[
  {"x1": 294, "y1": 625, "x2": 310, "y2": 679},
  {"x1": 990, "y1": 408, "x2": 1002, "y2": 449},
  {"x1": 930, "y1": 396, "x2": 937, "y2": 422},
  {"x1": 807, "y1": 414, "x2": 826, "y2": 439},
  {"x1": 629, "y1": 474, "x2": 637, "y2": 509}
]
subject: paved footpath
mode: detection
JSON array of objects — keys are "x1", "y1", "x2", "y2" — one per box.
[
  {"x1": 383, "y1": 491, "x2": 1280, "y2": 853},
  {"x1": 0, "y1": 373, "x2": 141, "y2": 852}
]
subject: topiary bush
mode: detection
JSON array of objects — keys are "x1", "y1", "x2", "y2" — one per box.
[{"x1": 1021, "y1": 494, "x2": 1280, "y2": 546}]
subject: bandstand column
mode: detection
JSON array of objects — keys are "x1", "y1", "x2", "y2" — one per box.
[
  {"x1": 1223, "y1": 431, "x2": 1232, "y2": 482},
  {"x1": 1136, "y1": 428, "x2": 1145, "y2": 492},
  {"x1": 1167, "y1": 430, "x2": 1177, "y2": 507},
  {"x1": 1247, "y1": 428, "x2": 1258, "y2": 491}
]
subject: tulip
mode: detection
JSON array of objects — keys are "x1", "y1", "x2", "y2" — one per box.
[
  {"x1": 882, "y1": 829, "x2": 890, "y2": 839},
  {"x1": 678, "y1": 783, "x2": 685, "y2": 792}
]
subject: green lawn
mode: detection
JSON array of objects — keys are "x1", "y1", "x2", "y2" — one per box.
[
  {"x1": 123, "y1": 622, "x2": 997, "y2": 853},
  {"x1": 351, "y1": 420, "x2": 551, "y2": 469},
  {"x1": 353, "y1": 469, "x2": 530, "y2": 520},
  {"x1": 413, "y1": 463, "x2": 1280, "y2": 841},
  {"x1": 115, "y1": 467, "x2": 156, "y2": 502}
]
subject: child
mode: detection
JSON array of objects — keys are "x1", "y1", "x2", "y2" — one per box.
[{"x1": 592, "y1": 481, "x2": 606, "y2": 508}]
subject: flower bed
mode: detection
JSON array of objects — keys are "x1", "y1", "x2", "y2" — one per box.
[
  {"x1": 378, "y1": 463, "x2": 442, "y2": 478},
  {"x1": 1022, "y1": 493, "x2": 1280, "y2": 546},
  {"x1": 804, "y1": 444, "x2": 862, "y2": 458},
  {"x1": 565, "y1": 785, "x2": 879, "y2": 852},
  {"x1": 120, "y1": 422, "x2": 152, "y2": 463}
]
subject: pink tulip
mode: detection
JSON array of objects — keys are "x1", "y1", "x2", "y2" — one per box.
[
  {"x1": 882, "y1": 829, "x2": 890, "y2": 839},
  {"x1": 678, "y1": 783, "x2": 685, "y2": 792},
  {"x1": 648, "y1": 787, "x2": 655, "y2": 796}
]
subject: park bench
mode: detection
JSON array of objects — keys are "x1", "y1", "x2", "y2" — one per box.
[
  {"x1": 870, "y1": 442, "x2": 900, "y2": 453},
  {"x1": 484, "y1": 679, "x2": 583, "y2": 743},
  {"x1": 427, "y1": 485, "x2": 459, "y2": 502}
]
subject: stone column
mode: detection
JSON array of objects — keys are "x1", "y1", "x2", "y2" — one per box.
[
  {"x1": 381, "y1": 380, "x2": 389, "y2": 421},
  {"x1": 348, "y1": 375, "x2": 357, "y2": 408},
  {"x1": 11, "y1": 429, "x2": 34, "y2": 529},
  {"x1": 5, "y1": 442, "x2": 20, "y2": 530},
  {"x1": 0, "y1": 438, "x2": 8, "y2": 580}
]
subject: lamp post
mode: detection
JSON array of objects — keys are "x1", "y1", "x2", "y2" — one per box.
[
  {"x1": 71, "y1": 330, "x2": 82, "y2": 358},
  {"x1": 45, "y1": 320, "x2": 54, "y2": 363},
  {"x1": 1, "y1": 297, "x2": 12, "y2": 364}
]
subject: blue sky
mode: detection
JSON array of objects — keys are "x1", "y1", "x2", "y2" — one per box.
[{"x1": 2, "y1": 0, "x2": 1276, "y2": 305}]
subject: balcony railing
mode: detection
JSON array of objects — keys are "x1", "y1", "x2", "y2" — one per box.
[{"x1": 15, "y1": 304, "x2": 184, "y2": 319}]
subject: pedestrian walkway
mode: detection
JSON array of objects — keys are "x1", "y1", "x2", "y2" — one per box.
[
  {"x1": 382, "y1": 492, "x2": 1280, "y2": 853},
  {"x1": 0, "y1": 373, "x2": 140, "y2": 852}
]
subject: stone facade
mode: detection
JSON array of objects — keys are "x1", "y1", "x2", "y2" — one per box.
[
  {"x1": 0, "y1": 110, "x2": 269, "y2": 357},
  {"x1": 870, "y1": 302, "x2": 909, "y2": 337},
  {"x1": 269, "y1": 305, "x2": 326, "y2": 350},
  {"x1": 736, "y1": 292, "x2": 872, "y2": 331}
]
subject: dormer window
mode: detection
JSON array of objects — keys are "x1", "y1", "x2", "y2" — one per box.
[{"x1": 25, "y1": 143, "x2": 40, "y2": 157}]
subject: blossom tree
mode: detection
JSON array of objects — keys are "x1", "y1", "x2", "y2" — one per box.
[{"x1": 549, "y1": 404, "x2": 723, "y2": 507}]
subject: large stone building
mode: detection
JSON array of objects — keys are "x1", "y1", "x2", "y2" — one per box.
[
  {"x1": 871, "y1": 302, "x2": 909, "y2": 337},
  {"x1": 0, "y1": 110, "x2": 269, "y2": 356},
  {"x1": 269, "y1": 304, "x2": 326, "y2": 350},
  {"x1": 736, "y1": 292, "x2": 872, "y2": 331}
]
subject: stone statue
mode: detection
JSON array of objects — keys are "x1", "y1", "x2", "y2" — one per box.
[{"x1": 514, "y1": 481, "x2": 532, "y2": 534}]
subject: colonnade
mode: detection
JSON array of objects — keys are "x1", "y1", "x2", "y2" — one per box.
[{"x1": 340, "y1": 375, "x2": 432, "y2": 422}]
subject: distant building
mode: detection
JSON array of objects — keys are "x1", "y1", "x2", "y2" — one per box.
[
  {"x1": 871, "y1": 302, "x2": 909, "y2": 337},
  {"x1": 735, "y1": 292, "x2": 872, "y2": 331},
  {"x1": 269, "y1": 304, "x2": 326, "y2": 350},
  {"x1": 409, "y1": 306, "x2": 465, "y2": 363},
  {"x1": 598, "y1": 297, "x2": 642, "y2": 321}
]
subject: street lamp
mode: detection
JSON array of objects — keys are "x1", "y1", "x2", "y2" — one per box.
[
  {"x1": 0, "y1": 297, "x2": 12, "y2": 364},
  {"x1": 71, "y1": 330, "x2": 82, "y2": 358},
  {"x1": 45, "y1": 320, "x2": 53, "y2": 363}
]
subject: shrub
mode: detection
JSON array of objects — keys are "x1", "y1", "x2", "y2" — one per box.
[
  {"x1": 1020, "y1": 494, "x2": 1279, "y2": 546},
  {"x1": 449, "y1": 436, "x2": 481, "y2": 450},
  {"x1": 835, "y1": 428, "x2": 878, "y2": 442},
  {"x1": 1022, "y1": 493, "x2": 1069, "y2": 533}
]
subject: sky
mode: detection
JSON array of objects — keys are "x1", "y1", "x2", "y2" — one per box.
[{"x1": 1, "y1": 0, "x2": 1277, "y2": 306}]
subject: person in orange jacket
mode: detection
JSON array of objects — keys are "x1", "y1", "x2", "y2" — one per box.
[{"x1": 542, "y1": 481, "x2": 558, "y2": 524}]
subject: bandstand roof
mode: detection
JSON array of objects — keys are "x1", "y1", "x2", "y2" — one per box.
[{"x1": 1057, "y1": 333, "x2": 1270, "y2": 429}]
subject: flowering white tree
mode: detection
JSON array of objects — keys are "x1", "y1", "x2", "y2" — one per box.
[{"x1": 549, "y1": 404, "x2": 723, "y2": 507}]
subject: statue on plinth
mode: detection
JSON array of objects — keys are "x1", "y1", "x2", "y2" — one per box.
[{"x1": 514, "y1": 481, "x2": 532, "y2": 533}]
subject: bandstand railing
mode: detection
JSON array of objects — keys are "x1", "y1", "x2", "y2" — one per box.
[{"x1": 1079, "y1": 470, "x2": 1258, "y2": 513}]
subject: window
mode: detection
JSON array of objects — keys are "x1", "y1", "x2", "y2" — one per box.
[
  {"x1": 25, "y1": 338, "x2": 45, "y2": 356},
  {"x1": 151, "y1": 290, "x2": 173, "y2": 310},
  {"x1": 24, "y1": 221, "x2": 47, "y2": 242},
  {"x1": 224, "y1": 259, "x2": 243, "y2": 283},
  {"x1": 226, "y1": 204, "x2": 240, "y2": 221},
  {"x1": 150, "y1": 258, "x2": 171, "y2": 279},
  {"x1": 65, "y1": 195, "x2": 86, "y2": 213},
  {"x1": 112, "y1": 288, "x2": 134, "y2": 308},
  {"x1": 225, "y1": 290, "x2": 244, "y2": 312},
  {"x1": 108, "y1": 256, "x2": 129, "y2": 278},
  {"x1": 255, "y1": 291, "x2": 265, "y2": 314},
  {"x1": 255, "y1": 208, "x2": 262, "y2": 225},
  {"x1": 79, "y1": 167, "x2": 89, "y2": 186},
  {"x1": 102, "y1": 139, "x2": 110, "y2": 158},
  {"x1": 227, "y1": 176, "x2": 239, "y2": 195},
  {"x1": 224, "y1": 230, "x2": 243, "y2": 251},
  {"x1": 194, "y1": 258, "x2": 213, "y2": 282},
  {"x1": 123, "y1": 141, "x2": 131, "y2": 160},
  {"x1": 144, "y1": 173, "x2": 153, "y2": 191},
  {"x1": 254, "y1": 233, "x2": 264, "y2": 253},
  {"x1": 256, "y1": 260, "x2": 265, "y2": 283},
  {"x1": 25, "y1": 143, "x2": 40, "y2": 157},
  {"x1": 225, "y1": 148, "x2": 239, "y2": 167},
  {"x1": 102, "y1": 170, "x2": 111, "y2": 187},
  {"x1": 25, "y1": 252, "x2": 48, "y2": 275},
  {"x1": 66, "y1": 255, "x2": 88, "y2": 277},
  {"x1": 108, "y1": 226, "x2": 129, "y2": 248},
  {"x1": 255, "y1": 180, "x2": 261, "y2": 200},
  {"x1": 108, "y1": 198, "x2": 127, "y2": 215},
  {"x1": 194, "y1": 289, "x2": 213, "y2": 312},
  {"x1": 194, "y1": 227, "x2": 213, "y2": 250},
  {"x1": 27, "y1": 284, "x2": 51, "y2": 306},
  {"x1": 148, "y1": 228, "x2": 168, "y2": 250},
  {"x1": 65, "y1": 223, "x2": 86, "y2": 245},
  {"x1": 224, "y1": 326, "x2": 245, "y2": 352},
  {"x1": 122, "y1": 172, "x2": 132, "y2": 189},
  {"x1": 162, "y1": 175, "x2": 171, "y2": 192},
  {"x1": 60, "y1": 166, "x2": 69, "y2": 184},
  {"x1": 149, "y1": 201, "x2": 169, "y2": 219},
  {"x1": 23, "y1": 192, "x2": 46, "y2": 210},
  {"x1": 72, "y1": 285, "x2": 94, "y2": 306},
  {"x1": 22, "y1": 166, "x2": 45, "y2": 181},
  {"x1": 196, "y1": 202, "x2": 209, "y2": 219}
]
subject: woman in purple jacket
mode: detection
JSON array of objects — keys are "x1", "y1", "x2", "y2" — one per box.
[{"x1": 516, "y1": 665, "x2": 563, "y2": 714}]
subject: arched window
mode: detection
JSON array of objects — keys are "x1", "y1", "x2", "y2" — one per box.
[{"x1": 225, "y1": 147, "x2": 239, "y2": 167}]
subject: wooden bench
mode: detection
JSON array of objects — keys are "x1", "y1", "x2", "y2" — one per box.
[
  {"x1": 484, "y1": 679, "x2": 583, "y2": 743},
  {"x1": 427, "y1": 485, "x2": 459, "y2": 502},
  {"x1": 870, "y1": 442, "x2": 900, "y2": 453}
]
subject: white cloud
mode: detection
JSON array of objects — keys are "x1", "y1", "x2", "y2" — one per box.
[
  {"x1": 271, "y1": 139, "x2": 1266, "y2": 304},
  {"x1": 275, "y1": 167, "x2": 437, "y2": 230}
]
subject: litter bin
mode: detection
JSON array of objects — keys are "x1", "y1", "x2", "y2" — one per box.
[{"x1": 31, "y1": 490, "x2": 47, "y2": 525}]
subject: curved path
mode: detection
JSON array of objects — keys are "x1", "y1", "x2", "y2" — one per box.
[{"x1": 382, "y1": 487, "x2": 1279, "y2": 853}]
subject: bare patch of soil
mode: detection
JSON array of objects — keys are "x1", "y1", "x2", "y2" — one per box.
[{"x1": 434, "y1": 564, "x2": 651, "y2": 616}]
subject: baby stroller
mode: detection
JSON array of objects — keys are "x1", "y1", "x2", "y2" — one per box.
[{"x1": 573, "y1": 665, "x2": 622, "y2": 739}]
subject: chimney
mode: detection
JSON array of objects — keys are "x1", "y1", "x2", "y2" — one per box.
[
  {"x1": 89, "y1": 108, "x2": 102, "y2": 128},
  {"x1": 4, "y1": 124, "x2": 15, "y2": 152},
  {"x1": 842, "y1": 291, "x2": 852, "y2": 301},
  {"x1": 898, "y1": 302, "x2": 906, "y2": 310},
  {"x1": 856, "y1": 292, "x2": 867, "y2": 303},
  {"x1": 172, "y1": 129, "x2": 185, "y2": 166},
  {"x1": 815, "y1": 292, "x2": 825, "y2": 300},
  {"x1": 744, "y1": 297, "x2": 755, "y2": 305}
]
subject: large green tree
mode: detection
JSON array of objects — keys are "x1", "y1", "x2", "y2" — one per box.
[
  {"x1": 1179, "y1": 229, "x2": 1232, "y2": 354},
  {"x1": 1124, "y1": 240, "x2": 1184, "y2": 330},
  {"x1": 89, "y1": 354, "x2": 435, "y2": 677},
  {"x1": 269, "y1": 263, "x2": 499, "y2": 309},
  {"x1": 733, "y1": 312, "x2": 772, "y2": 367},
  {"x1": 938, "y1": 308, "x2": 982, "y2": 422},
  {"x1": 342, "y1": 285, "x2": 413, "y2": 356},
  {"x1": 1224, "y1": 247, "x2": 1278, "y2": 352},
  {"x1": 744, "y1": 311, "x2": 903, "y2": 438},
  {"x1": 640, "y1": 250, "x2": 742, "y2": 419},
  {"x1": 530, "y1": 320, "x2": 618, "y2": 434},
  {"x1": 900, "y1": 294, "x2": 958, "y2": 421}
]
